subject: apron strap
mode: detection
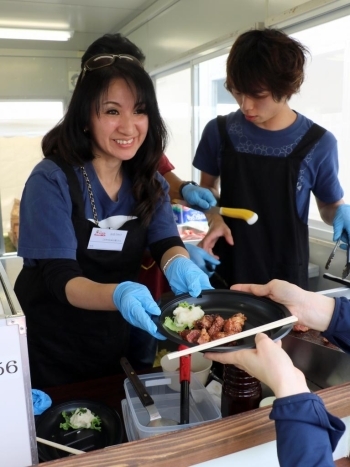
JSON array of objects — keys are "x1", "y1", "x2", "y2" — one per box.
[
  {"x1": 217, "y1": 115, "x2": 232, "y2": 149},
  {"x1": 289, "y1": 122, "x2": 327, "y2": 160}
]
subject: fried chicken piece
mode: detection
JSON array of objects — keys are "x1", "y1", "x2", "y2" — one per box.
[
  {"x1": 223, "y1": 313, "x2": 247, "y2": 334},
  {"x1": 197, "y1": 328, "x2": 211, "y2": 344},
  {"x1": 211, "y1": 331, "x2": 227, "y2": 340},
  {"x1": 195, "y1": 314, "x2": 215, "y2": 330},
  {"x1": 211, "y1": 331, "x2": 238, "y2": 345},
  {"x1": 208, "y1": 315, "x2": 225, "y2": 337}
]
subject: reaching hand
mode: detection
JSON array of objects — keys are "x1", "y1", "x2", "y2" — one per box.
[
  {"x1": 199, "y1": 214, "x2": 234, "y2": 254},
  {"x1": 164, "y1": 256, "x2": 213, "y2": 296},
  {"x1": 333, "y1": 204, "x2": 350, "y2": 245},
  {"x1": 205, "y1": 333, "x2": 309, "y2": 398},
  {"x1": 230, "y1": 279, "x2": 335, "y2": 333},
  {"x1": 113, "y1": 282, "x2": 166, "y2": 340},
  {"x1": 185, "y1": 243, "x2": 220, "y2": 277},
  {"x1": 182, "y1": 184, "x2": 217, "y2": 210}
]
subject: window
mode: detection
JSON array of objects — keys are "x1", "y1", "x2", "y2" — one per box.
[
  {"x1": 0, "y1": 101, "x2": 64, "y2": 253},
  {"x1": 290, "y1": 16, "x2": 350, "y2": 225},
  {"x1": 196, "y1": 54, "x2": 237, "y2": 140},
  {"x1": 155, "y1": 67, "x2": 192, "y2": 180}
]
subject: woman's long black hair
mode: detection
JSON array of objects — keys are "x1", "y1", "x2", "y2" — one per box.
[{"x1": 42, "y1": 59, "x2": 167, "y2": 226}]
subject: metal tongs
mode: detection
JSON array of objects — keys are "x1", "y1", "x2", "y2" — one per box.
[
  {"x1": 325, "y1": 239, "x2": 341, "y2": 270},
  {"x1": 325, "y1": 236, "x2": 350, "y2": 279},
  {"x1": 343, "y1": 242, "x2": 350, "y2": 279}
]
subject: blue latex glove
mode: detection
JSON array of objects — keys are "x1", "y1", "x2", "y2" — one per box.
[
  {"x1": 185, "y1": 243, "x2": 220, "y2": 277},
  {"x1": 113, "y1": 281, "x2": 166, "y2": 340},
  {"x1": 333, "y1": 204, "x2": 350, "y2": 249},
  {"x1": 32, "y1": 389, "x2": 52, "y2": 415},
  {"x1": 164, "y1": 256, "x2": 214, "y2": 296},
  {"x1": 182, "y1": 184, "x2": 217, "y2": 210}
]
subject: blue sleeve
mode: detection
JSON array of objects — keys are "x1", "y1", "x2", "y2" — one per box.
[
  {"x1": 270, "y1": 393, "x2": 345, "y2": 467},
  {"x1": 17, "y1": 160, "x2": 78, "y2": 261},
  {"x1": 192, "y1": 118, "x2": 222, "y2": 176},
  {"x1": 311, "y1": 131, "x2": 344, "y2": 204},
  {"x1": 322, "y1": 297, "x2": 350, "y2": 353},
  {"x1": 146, "y1": 173, "x2": 180, "y2": 245}
]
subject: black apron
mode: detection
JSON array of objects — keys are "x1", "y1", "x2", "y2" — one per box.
[
  {"x1": 15, "y1": 156, "x2": 147, "y2": 388},
  {"x1": 213, "y1": 115, "x2": 326, "y2": 290}
]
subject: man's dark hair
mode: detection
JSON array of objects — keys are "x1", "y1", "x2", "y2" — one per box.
[
  {"x1": 226, "y1": 28, "x2": 309, "y2": 101},
  {"x1": 81, "y1": 33, "x2": 146, "y2": 68}
]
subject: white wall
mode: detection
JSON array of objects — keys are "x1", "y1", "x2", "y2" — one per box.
[
  {"x1": 0, "y1": 1, "x2": 345, "y2": 102},
  {"x1": 125, "y1": 0, "x2": 318, "y2": 72}
]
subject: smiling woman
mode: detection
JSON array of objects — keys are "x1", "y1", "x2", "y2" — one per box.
[
  {"x1": 89, "y1": 78, "x2": 149, "y2": 179},
  {"x1": 13, "y1": 45, "x2": 213, "y2": 389}
]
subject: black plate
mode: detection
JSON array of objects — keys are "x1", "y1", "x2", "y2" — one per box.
[
  {"x1": 159, "y1": 290, "x2": 293, "y2": 352},
  {"x1": 35, "y1": 399, "x2": 123, "y2": 461}
]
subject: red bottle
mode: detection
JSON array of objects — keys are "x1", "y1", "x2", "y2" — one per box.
[{"x1": 221, "y1": 364, "x2": 262, "y2": 417}]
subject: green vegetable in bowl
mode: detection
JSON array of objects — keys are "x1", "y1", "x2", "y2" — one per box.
[
  {"x1": 164, "y1": 301, "x2": 204, "y2": 332},
  {"x1": 60, "y1": 407, "x2": 102, "y2": 431}
]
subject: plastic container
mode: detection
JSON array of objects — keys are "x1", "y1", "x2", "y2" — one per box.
[
  {"x1": 172, "y1": 204, "x2": 206, "y2": 224},
  {"x1": 160, "y1": 352, "x2": 212, "y2": 391},
  {"x1": 123, "y1": 371, "x2": 221, "y2": 439}
]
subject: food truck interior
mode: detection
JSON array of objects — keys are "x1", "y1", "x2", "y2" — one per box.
[{"x1": 2, "y1": 1, "x2": 350, "y2": 466}]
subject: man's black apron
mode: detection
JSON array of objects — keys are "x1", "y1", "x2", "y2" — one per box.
[
  {"x1": 14, "y1": 156, "x2": 147, "y2": 388},
  {"x1": 213, "y1": 115, "x2": 326, "y2": 290}
]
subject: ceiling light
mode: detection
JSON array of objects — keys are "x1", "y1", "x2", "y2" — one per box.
[{"x1": 0, "y1": 28, "x2": 74, "y2": 41}]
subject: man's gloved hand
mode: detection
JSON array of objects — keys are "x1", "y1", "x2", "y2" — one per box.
[
  {"x1": 182, "y1": 184, "x2": 217, "y2": 210},
  {"x1": 185, "y1": 243, "x2": 220, "y2": 277},
  {"x1": 164, "y1": 256, "x2": 214, "y2": 296},
  {"x1": 113, "y1": 282, "x2": 166, "y2": 340},
  {"x1": 333, "y1": 204, "x2": 350, "y2": 249}
]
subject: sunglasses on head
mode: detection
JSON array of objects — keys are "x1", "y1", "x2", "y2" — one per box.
[{"x1": 80, "y1": 53, "x2": 143, "y2": 81}]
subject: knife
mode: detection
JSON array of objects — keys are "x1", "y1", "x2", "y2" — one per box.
[{"x1": 172, "y1": 199, "x2": 258, "y2": 225}]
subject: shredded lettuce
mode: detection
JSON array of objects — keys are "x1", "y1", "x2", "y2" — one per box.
[
  {"x1": 164, "y1": 316, "x2": 189, "y2": 332},
  {"x1": 59, "y1": 408, "x2": 102, "y2": 431}
]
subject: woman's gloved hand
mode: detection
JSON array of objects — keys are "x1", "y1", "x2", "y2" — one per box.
[
  {"x1": 113, "y1": 282, "x2": 166, "y2": 340},
  {"x1": 164, "y1": 256, "x2": 213, "y2": 296},
  {"x1": 32, "y1": 389, "x2": 52, "y2": 415},
  {"x1": 185, "y1": 243, "x2": 220, "y2": 277},
  {"x1": 333, "y1": 204, "x2": 350, "y2": 248},
  {"x1": 182, "y1": 184, "x2": 217, "y2": 210}
]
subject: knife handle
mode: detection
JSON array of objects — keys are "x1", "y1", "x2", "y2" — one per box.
[
  {"x1": 220, "y1": 208, "x2": 258, "y2": 224},
  {"x1": 120, "y1": 357, "x2": 155, "y2": 407}
]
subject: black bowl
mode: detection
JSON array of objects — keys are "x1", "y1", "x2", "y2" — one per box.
[
  {"x1": 159, "y1": 289, "x2": 293, "y2": 352},
  {"x1": 36, "y1": 399, "x2": 123, "y2": 461}
]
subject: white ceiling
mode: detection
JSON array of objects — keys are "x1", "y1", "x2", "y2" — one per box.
[{"x1": 0, "y1": 0, "x2": 160, "y2": 53}]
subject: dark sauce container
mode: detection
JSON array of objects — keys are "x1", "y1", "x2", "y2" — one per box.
[{"x1": 221, "y1": 364, "x2": 262, "y2": 416}]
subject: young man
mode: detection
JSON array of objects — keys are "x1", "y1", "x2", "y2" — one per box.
[{"x1": 193, "y1": 28, "x2": 350, "y2": 290}]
